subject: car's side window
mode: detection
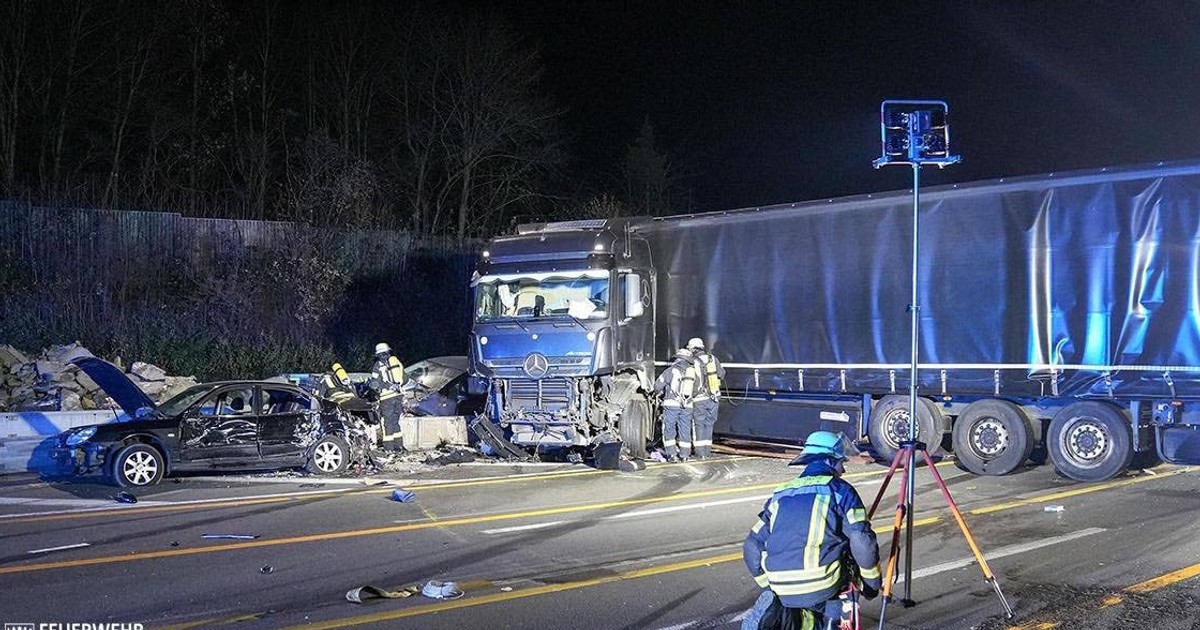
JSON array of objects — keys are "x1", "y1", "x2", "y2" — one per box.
[
  {"x1": 199, "y1": 387, "x2": 254, "y2": 416},
  {"x1": 262, "y1": 388, "x2": 312, "y2": 414}
]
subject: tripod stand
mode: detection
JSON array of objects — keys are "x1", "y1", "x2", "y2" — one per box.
[{"x1": 866, "y1": 440, "x2": 1014, "y2": 628}]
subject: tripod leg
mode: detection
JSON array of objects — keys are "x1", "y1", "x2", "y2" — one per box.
[
  {"x1": 918, "y1": 448, "x2": 1014, "y2": 619},
  {"x1": 867, "y1": 446, "x2": 906, "y2": 520},
  {"x1": 880, "y1": 453, "x2": 909, "y2": 601}
]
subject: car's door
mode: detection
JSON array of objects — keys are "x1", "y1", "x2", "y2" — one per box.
[
  {"x1": 178, "y1": 385, "x2": 260, "y2": 462},
  {"x1": 256, "y1": 386, "x2": 322, "y2": 460}
]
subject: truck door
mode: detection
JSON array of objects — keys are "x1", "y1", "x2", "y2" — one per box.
[{"x1": 179, "y1": 385, "x2": 259, "y2": 461}]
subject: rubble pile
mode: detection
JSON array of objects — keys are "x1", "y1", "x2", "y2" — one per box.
[{"x1": 0, "y1": 342, "x2": 198, "y2": 413}]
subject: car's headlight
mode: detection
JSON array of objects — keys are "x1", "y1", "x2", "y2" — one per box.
[{"x1": 66, "y1": 426, "x2": 98, "y2": 446}]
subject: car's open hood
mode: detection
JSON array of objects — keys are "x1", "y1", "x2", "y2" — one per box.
[{"x1": 71, "y1": 356, "x2": 157, "y2": 418}]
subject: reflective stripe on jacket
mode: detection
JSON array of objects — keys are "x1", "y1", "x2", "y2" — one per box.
[{"x1": 742, "y1": 460, "x2": 881, "y2": 609}]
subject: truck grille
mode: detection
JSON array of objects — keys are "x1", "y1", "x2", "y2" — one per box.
[{"x1": 508, "y1": 378, "x2": 573, "y2": 411}]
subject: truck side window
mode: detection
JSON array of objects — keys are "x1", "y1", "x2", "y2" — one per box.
[{"x1": 621, "y1": 273, "x2": 645, "y2": 320}]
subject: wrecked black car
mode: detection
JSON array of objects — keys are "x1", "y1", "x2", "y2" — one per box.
[{"x1": 53, "y1": 357, "x2": 372, "y2": 487}]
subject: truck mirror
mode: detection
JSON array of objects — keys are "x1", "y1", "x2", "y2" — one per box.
[{"x1": 625, "y1": 273, "x2": 644, "y2": 320}]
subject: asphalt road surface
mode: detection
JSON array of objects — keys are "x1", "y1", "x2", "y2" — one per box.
[{"x1": 0, "y1": 456, "x2": 1197, "y2": 630}]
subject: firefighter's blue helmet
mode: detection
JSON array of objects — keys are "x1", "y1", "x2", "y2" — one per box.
[{"x1": 789, "y1": 430, "x2": 847, "y2": 466}]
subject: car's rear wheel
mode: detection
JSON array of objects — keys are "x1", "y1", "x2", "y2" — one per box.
[
  {"x1": 112, "y1": 443, "x2": 165, "y2": 487},
  {"x1": 307, "y1": 435, "x2": 350, "y2": 475}
]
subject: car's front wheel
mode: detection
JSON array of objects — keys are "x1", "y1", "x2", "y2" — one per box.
[
  {"x1": 307, "y1": 435, "x2": 350, "y2": 475},
  {"x1": 112, "y1": 443, "x2": 165, "y2": 487}
]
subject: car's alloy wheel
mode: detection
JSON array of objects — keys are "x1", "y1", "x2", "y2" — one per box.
[
  {"x1": 307, "y1": 435, "x2": 350, "y2": 474},
  {"x1": 112, "y1": 443, "x2": 165, "y2": 487}
]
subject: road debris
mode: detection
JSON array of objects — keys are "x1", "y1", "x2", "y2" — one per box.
[
  {"x1": 201, "y1": 534, "x2": 260, "y2": 540},
  {"x1": 113, "y1": 491, "x2": 138, "y2": 504},
  {"x1": 260, "y1": 565, "x2": 273, "y2": 574},
  {"x1": 345, "y1": 585, "x2": 421, "y2": 604},
  {"x1": 1044, "y1": 505, "x2": 1065, "y2": 513},
  {"x1": 390, "y1": 489, "x2": 416, "y2": 503},
  {"x1": 421, "y1": 580, "x2": 464, "y2": 600}
]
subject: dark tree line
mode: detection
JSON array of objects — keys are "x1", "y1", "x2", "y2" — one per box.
[{"x1": 0, "y1": 1, "x2": 687, "y2": 236}]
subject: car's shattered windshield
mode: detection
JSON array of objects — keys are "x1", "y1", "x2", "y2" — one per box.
[{"x1": 473, "y1": 270, "x2": 609, "y2": 322}]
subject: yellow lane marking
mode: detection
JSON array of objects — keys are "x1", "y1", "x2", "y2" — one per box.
[
  {"x1": 1124, "y1": 560, "x2": 1200, "y2": 593},
  {"x1": 1003, "y1": 540, "x2": 1200, "y2": 629}
]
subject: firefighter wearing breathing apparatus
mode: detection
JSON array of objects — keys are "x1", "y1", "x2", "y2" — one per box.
[
  {"x1": 654, "y1": 348, "x2": 698, "y2": 461},
  {"x1": 687, "y1": 337, "x2": 724, "y2": 459},
  {"x1": 742, "y1": 430, "x2": 881, "y2": 630},
  {"x1": 372, "y1": 343, "x2": 406, "y2": 449}
]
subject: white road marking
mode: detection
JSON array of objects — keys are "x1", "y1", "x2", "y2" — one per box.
[
  {"x1": 28, "y1": 542, "x2": 91, "y2": 554},
  {"x1": 480, "y1": 495, "x2": 770, "y2": 534},
  {"x1": 898, "y1": 526, "x2": 1107, "y2": 583},
  {"x1": 650, "y1": 527, "x2": 1107, "y2": 630}
]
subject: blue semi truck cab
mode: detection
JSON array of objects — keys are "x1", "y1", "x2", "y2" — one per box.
[{"x1": 469, "y1": 218, "x2": 658, "y2": 457}]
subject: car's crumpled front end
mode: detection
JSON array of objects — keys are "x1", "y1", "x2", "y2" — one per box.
[{"x1": 52, "y1": 425, "x2": 110, "y2": 476}]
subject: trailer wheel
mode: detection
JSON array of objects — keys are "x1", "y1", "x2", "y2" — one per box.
[
  {"x1": 868, "y1": 396, "x2": 945, "y2": 462},
  {"x1": 1048, "y1": 402, "x2": 1133, "y2": 482},
  {"x1": 952, "y1": 399, "x2": 1034, "y2": 476},
  {"x1": 620, "y1": 394, "x2": 651, "y2": 459}
]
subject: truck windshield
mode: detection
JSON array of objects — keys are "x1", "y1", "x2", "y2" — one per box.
[{"x1": 474, "y1": 270, "x2": 610, "y2": 321}]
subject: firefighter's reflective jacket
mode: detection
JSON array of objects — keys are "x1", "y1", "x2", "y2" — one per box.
[
  {"x1": 742, "y1": 460, "x2": 882, "y2": 609},
  {"x1": 373, "y1": 355, "x2": 405, "y2": 400},
  {"x1": 654, "y1": 353, "x2": 697, "y2": 408}
]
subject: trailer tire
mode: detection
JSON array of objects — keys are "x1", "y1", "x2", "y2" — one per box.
[
  {"x1": 868, "y1": 396, "x2": 945, "y2": 463},
  {"x1": 1048, "y1": 402, "x2": 1133, "y2": 482},
  {"x1": 952, "y1": 399, "x2": 1034, "y2": 476},
  {"x1": 620, "y1": 394, "x2": 651, "y2": 459}
]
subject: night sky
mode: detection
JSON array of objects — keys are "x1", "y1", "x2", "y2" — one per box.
[{"x1": 482, "y1": 2, "x2": 1200, "y2": 212}]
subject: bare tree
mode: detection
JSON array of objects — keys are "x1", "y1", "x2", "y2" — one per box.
[{"x1": 0, "y1": 0, "x2": 32, "y2": 191}]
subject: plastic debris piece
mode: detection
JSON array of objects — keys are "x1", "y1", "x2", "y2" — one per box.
[
  {"x1": 346, "y1": 585, "x2": 420, "y2": 603},
  {"x1": 169, "y1": 541, "x2": 180, "y2": 547},
  {"x1": 499, "y1": 586, "x2": 514, "y2": 592},
  {"x1": 1043, "y1": 505, "x2": 1064, "y2": 513},
  {"x1": 113, "y1": 491, "x2": 138, "y2": 504},
  {"x1": 201, "y1": 534, "x2": 260, "y2": 540},
  {"x1": 260, "y1": 565, "x2": 273, "y2": 574},
  {"x1": 421, "y1": 580, "x2": 464, "y2": 600},
  {"x1": 391, "y1": 489, "x2": 416, "y2": 503},
  {"x1": 363, "y1": 478, "x2": 388, "y2": 486}
]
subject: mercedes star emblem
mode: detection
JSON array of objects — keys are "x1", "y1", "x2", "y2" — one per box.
[{"x1": 523, "y1": 352, "x2": 550, "y2": 378}]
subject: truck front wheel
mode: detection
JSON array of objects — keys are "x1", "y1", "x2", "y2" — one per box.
[
  {"x1": 952, "y1": 399, "x2": 1034, "y2": 476},
  {"x1": 1047, "y1": 401, "x2": 1132, "y2": 482},
  {"x1": 620, "y1": 394, "x2": 651, "y2": 459}
]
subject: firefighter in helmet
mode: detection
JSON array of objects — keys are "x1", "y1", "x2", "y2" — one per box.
[{"x1": 372, "y1": 343, "x2": 406, "y2": 449}]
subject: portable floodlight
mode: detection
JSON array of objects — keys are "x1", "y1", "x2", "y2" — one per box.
[{"x1": 873, "y1": 100, "x2": 961, "y2": 168}]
